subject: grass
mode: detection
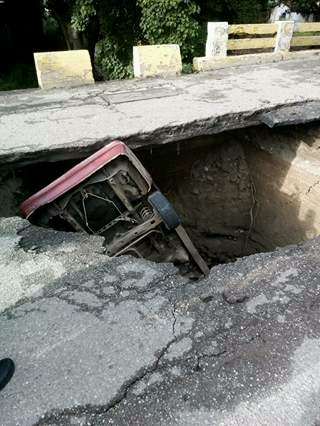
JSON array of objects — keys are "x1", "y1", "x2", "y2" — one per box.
[{"x1": 293, "y1": 31, "x2": 320, "y2": 36}]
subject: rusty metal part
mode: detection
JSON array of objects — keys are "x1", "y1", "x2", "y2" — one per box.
[
  {"x1": 175, "y1": 225, "x2": 210, "y2": 276},
  {"x1": 113, "y1": 230, "x2": 162, "y2": 258},
  {"x1": 105, "y1": 214, "x2": 162, "y2": 256}
]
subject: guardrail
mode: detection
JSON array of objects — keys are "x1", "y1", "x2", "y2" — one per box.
[
  {"x1": 228, "y1": 23, "x2": 278, "y2": 51},
  {"x1": 32, "y1": 21, "x2": 320, "y2": 89},
  {"x1": 292, "y1": 22, "x2": 320, "y2": 47},
  {"x1": 194, "y1": 21, "x2": 320, "y2": 72}
]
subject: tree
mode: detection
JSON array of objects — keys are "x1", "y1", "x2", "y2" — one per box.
[
  {"x1": 2, "y1": 0, "x2": 273, "y2": 89},
  {"x1": 138, "y1": 0, "x2": 200, "y2": 61},
  {"x1": 44, "y1": 0, "x2": 271, "y2": 81},
  {"x1": 1, "y1": 0, "x2": 43, "y2": 65},
  {"x1": 43, "y1": 0, "x2": 141, "y2": 79},
  {"x1": 94, "y1": 0, "x2": 141, "y2": 79},
  {"x1": 197, "y1": 0, "x2": 269, "y2": 24},
  {"x1": 273, "y1": 0, "x2": 320, "y2": 18},
  {"x1": 43, "y1": 0, "x2": 98, "y2": 56}
]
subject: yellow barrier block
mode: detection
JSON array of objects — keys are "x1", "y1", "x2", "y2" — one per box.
[
  {"x1": 133, "y1": 45, "x2": 182, "y2": 78},
  {"x1": 33, "y1": 50, "x2": 94, "y2": 90}
]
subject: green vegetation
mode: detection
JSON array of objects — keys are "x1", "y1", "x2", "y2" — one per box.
[
  {"x1": 0, "y1": 64, "x2": 38, "y2": 91},
  {"x1": 1, "y1": 0, "x2": 305, "y2": 91},
  {"x1": 138, "y1": 0, "x2": 200, "y2": 61},
  {"x1": 272, "y1": 0, "x2": 320, "y2": 18},
  {"x1": 199, "y1": 0, "x2": 269, "y2": 24}
]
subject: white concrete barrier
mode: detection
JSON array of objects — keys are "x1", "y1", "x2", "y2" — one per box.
[
  {"x1": 274, "y1": 21, "x2": 294, "y2": 53},
  {"x1": 205, "y1": 22, "x2": 228, "y2": 58}
]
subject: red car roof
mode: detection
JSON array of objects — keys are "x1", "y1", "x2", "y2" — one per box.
[{"x1": 20, "y1": 141, "x2": 152, "y2": 218}]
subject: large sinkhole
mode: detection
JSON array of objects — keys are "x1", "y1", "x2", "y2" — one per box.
[{"x1": 1, "y1": 123, "x2": 320, "y2": 273}]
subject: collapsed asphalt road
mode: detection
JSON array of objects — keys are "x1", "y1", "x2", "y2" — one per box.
[
  {"x1": 1, "y1": 217, "x2": 320, "y2": 425},
  {"x1": 2, "y1": 54, "x2": 320, "y2": 166}
]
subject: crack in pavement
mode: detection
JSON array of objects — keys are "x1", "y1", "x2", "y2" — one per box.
[
  {"x1": 3, "y1": 217, "x2": 320, "y2": 425},
  {"x1": 35, "y1": 329, "x2": 179, "y2": 425},
  {"x1": 306, "y1": 179, "x2": 320, "y2": 195}
]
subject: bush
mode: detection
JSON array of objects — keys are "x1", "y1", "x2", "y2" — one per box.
[
  {"x1": 94, "y1": 0, "x2": 140, "y2": 79},
  {"x1": 138, "y1": 0, "x2": 201, "y2": 61},
  {"x1": 95, "y1": 37, "x2": 134, "y2": 80},
  {"x1": 226, "y1": 0, "x2": 269, "y2": 23},
  {"x1": 198, "y1": 0, "x2": 269, "y2": 24},
  {"x1": 271, "y1": 0, "x2": 320, "y2": 18},
  {"x1": 0, "y1": 63, "x2": 38, "y2": 91}
]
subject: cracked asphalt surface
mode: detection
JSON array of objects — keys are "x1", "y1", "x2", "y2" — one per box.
[
  {"x1": 1, "y1": 217, "x2": 320, "y2": 425},
  {"x1": 1, "y1": 53, "x2": 320, "y2": 165}
]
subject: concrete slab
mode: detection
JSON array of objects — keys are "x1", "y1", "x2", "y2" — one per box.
[
  {"x1": 1, "y1": 54, "x2": 320, "y2": 165},
  {"x1": 1, "y1": 217, "x2": 320, "y2": 425}
]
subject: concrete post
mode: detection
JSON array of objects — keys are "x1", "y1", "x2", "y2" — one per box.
[
  {"x1": 274, "y1": 21, "x2": 294, "y2": 53},
  {"x1": 205, "y1": 22, "x2": 229, "y2": 58}
]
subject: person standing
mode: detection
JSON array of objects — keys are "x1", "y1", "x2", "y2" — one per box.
[{"x1": 0, "y1": 359, "x2": 14, "y2": 391}]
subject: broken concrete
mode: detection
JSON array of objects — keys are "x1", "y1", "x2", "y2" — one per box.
[
  {"x1": 2, "y1": 51, "x2": 320, "y2": 426},
  {"x1": 2, "y1": 122, "x2": 320, "y2": 266},
  {"x1": 1, "y1": 217, "x2": 320, "y2": 425},
  {"x1": 1, "y1": 55, "x2": 320, "y2": 165}
]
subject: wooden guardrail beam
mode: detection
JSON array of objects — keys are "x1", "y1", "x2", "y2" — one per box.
[
  {"x1": 294, "y1": 22, "x2": 320, "y2": 33},
  {"x1": 291, "y1": 36, "x2": 320, "y2": 47},
  {"x1": 228, "y1": 23, "x2": 277, "y2": 35},
  {"x1": 228, "y1": 37, "x2": 276, "y2": 51}
]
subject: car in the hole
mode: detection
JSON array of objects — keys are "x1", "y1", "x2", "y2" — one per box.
[{"x1": 20, "y1": 141, "x2": 209, "y2": 276}]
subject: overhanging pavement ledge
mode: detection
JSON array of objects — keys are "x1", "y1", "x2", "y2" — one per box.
[{"x1": 1, "y1": 56, "x2": 320, "y2": 166}]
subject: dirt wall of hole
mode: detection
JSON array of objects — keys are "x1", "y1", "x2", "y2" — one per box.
[
  {"x1": 139, "y1": 138, "x2": 261, "y2": 263},
  {"x1": 0, "y1": 160, "x2": 77, "y2": 218},
  {"x1": 243, "y1": 125, "x2": 320, "y2": 250},
  {"x1": 139, "y1": 123, "x2": 320, "y2": 261},
  {"x1": 0, "y1": 173, "x2": 23, "y2": 217}
]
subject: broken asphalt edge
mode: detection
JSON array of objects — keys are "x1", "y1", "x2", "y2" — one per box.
[{"x1": 1, "y1": 99, "x2": 320, "y2": 167}]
